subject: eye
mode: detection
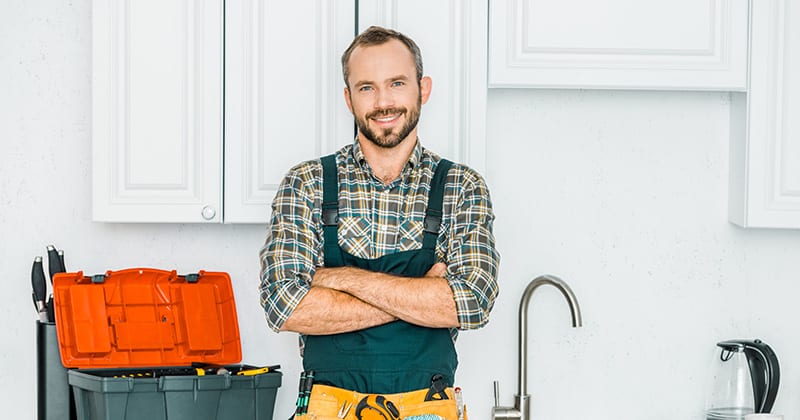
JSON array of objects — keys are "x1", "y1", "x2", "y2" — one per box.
[
  {"x1": 358, "y1": 85, "x2": 373, "y2": 92},
  {"x1": 391, "y1": 81, "x2": 405, "y2": 87}
]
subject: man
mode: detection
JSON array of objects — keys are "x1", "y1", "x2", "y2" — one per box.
[{"x1": 259, "y1": 26, "x2": 498, "y2": 419}]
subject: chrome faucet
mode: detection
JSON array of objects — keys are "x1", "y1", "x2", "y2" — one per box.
[{"x1": 491, "y1": 275, "x2": 583, "y2": 420}]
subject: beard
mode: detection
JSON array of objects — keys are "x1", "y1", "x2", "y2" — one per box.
[{"x1": 354, "y1": 95, "x2": 422, "y2": 149}]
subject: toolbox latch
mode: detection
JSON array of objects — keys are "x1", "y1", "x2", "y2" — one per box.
[
  {"x1": 185, "y1": 273, "x2": 200, "y2": 283},
  {"x1": 91, "y1": 274, "x2": 106, "y2": 284}
]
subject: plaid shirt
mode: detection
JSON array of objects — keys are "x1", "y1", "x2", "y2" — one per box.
[{"x1": 259, "y1": 140, "x2": 499, "y2": 346}]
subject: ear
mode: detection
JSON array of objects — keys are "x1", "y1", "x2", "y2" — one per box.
[
  {"x1": 344, "y1": 87, "x2": 354, "y2": 114},
  {"x1": 419, "y1": 76, "x2": 432, "y2": 105}
]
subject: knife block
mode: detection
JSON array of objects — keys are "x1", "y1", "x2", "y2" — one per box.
[{"x1": 36, "y1": 320, "x2": 76, "y2": 420}]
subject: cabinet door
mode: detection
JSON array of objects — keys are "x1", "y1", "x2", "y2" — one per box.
[
  {"x1": 224, "y1": 0, "x2": 356, "y2": 223},
  {"x1": 729, "y1": 0, "x2": 800, "y2": 228},
  {"x1": 358, "y1": 0, "x2": 488, "y2": 174},
  {"x1": 489, "y1": 0, "x2": 748, "y2": 90},
  {"x1": 92, "y1": 0, "x2": 223, "y2": 223}
]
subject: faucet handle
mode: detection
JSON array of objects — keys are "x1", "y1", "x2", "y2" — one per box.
[{"x1": 493, "y1": 380, "x2": 500, "y2": 406}]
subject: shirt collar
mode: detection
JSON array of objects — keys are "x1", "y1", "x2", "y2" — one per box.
[
  {"x1": 407, "y1": 140, "x2": 423, "y2": 169},
  {"x1": 352, "y1": 138, "x2": 368, "y2": 167}
]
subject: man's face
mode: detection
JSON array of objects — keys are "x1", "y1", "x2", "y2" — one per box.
[{"x1": 344, "y1": 39, "x2": 431, "y2": 149}]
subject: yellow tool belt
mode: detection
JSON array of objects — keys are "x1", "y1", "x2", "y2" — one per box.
[{"x1": 295, "y1": 384, "x2": 468, "y2": 420}]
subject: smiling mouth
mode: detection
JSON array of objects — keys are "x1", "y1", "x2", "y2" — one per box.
[
  {"x1": 367, "y1": 108, "x2": 406, "y2": 124},
  {"x1": 372, "y1": 114, "x2": 399, "y2": 123}
]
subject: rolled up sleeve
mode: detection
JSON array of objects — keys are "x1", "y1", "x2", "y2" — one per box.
[
  {"x1": 443, "y1": 168, "x2": 499, "y2": 330},
  {"x1": 259, "y1": 164, "x2": 321, "y2": 332}
]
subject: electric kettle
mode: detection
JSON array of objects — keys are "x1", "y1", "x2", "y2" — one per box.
[{"x1": 705, "y1": 339, "x2": 780, "y2": 420}]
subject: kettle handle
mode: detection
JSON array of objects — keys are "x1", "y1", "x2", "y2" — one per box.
[{"x1": 743, "y1": 340, "x2": 780, "y2": 413}]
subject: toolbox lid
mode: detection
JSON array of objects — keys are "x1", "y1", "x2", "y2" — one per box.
[{"x1": 53, "y1": 269, "x2": 242, "y2": 368}]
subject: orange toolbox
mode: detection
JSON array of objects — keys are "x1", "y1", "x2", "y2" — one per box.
[{"x1": 52, "y1": 268, "x2": 281, "y2": 420}]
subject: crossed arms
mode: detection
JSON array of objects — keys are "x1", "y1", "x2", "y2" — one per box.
[{"x1": 259, "y1": 161, "x2": 499, "y2": 336}]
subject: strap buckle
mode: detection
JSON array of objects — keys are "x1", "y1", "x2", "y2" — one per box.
[
  {"x1": 423, "y1": 209, "x2": 442, "y2": 235},
  {"x1": 322, "y1": 205, "x2": 339, "y2": 226}
]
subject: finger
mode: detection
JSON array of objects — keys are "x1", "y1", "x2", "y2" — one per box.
[{"x1": 426, "y1": 262, "x2": 447, "y2": 277}]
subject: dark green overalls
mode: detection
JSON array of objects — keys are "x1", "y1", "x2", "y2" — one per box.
[{"x1": 302, "y1": 154, "x2": 458, "y2": 395}]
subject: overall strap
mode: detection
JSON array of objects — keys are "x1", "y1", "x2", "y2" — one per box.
[
  {"x1": 422, "y1": 159, "x2": 453, "y2": 250},
  {"x1": 320, "y1": 154, "x2": 345, "y2": 267}
]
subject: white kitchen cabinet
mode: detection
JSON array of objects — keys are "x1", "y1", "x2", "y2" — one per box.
[
  {"x1": 489, "y1": 0, "x2": 749, "y2": 90},
  {"x1": 729, "y1": 0, "x2": 800, "y2": 228},
  {"x1": 93, "y1": 0, "x2": 355, "y2": 223},
  {"x1": 225, "y1": 0, "x2": 488, "y2": 223},
  {"x1": 94, "y1": 0, "x2": 488, "y2": 223},
  {"x1": 92, "y1": 0, "x2": 224, "y2": 223},
  {"x1": 223, "y1": 0, "x2": 355, "y2": 223},
  {"x1": 358, "y1": 0, "x2": 488, "y2": 174}
]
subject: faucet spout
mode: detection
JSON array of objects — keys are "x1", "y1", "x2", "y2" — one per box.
[
  {"x1": 492, "y1": 274, "x2": 582, "y2": 420},
  {"x1": 518, "y1": 275, "x2": 582, "y2": 398}
]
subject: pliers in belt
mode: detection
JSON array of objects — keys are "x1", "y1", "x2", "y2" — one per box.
[
  {"x1": 354, "y1": 395, "x2": 400, "y2": 420},
  {"x1": 424, "y1": 374, "x2": 449, "y2": 401}
]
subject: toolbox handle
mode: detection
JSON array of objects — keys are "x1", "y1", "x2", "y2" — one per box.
[{"x1": 178, "y1": 271, "x2": 205, "y2": 283}]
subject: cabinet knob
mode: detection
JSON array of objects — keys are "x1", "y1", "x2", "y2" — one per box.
[{"x1": 201, "y1": 205, "x2": 217, "y2": 220}]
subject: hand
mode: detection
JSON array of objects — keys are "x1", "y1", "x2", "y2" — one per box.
[{"x1": 425, "y1": 262, "x2": 447, "y2": 278}]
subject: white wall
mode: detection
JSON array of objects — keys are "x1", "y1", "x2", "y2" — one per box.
[
  {"x1": 482, "y1": 88, "x2": 800, "y2": 419},
  {"x1": 2, "y1": 2, "x2": 800, "y2": 419}
]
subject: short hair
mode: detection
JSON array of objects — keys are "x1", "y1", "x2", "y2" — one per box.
[{"x1": 341, "y1": 26, "x2": 423, "y2": 88}]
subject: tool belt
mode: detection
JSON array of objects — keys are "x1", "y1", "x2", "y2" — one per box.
[{"x1": 295, "y1": 384, "x2": 468, "y2": 420}]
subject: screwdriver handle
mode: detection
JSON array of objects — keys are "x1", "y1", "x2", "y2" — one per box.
[{"x1": 235, "y1": 365, "x2": 280, "y2": 376}]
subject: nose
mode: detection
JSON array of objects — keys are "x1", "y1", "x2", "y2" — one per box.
[{"x1": 374, "y1": 87, "x2": 395, "y2": 110}]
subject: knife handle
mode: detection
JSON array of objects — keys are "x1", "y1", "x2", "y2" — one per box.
[
  {"x1": 32, "y1": 257, "x2": 46, "y2": 302},
  {"x1": 58, "y1": 250, "x2": 65, "y2": 272},
  {"x1": 32, "y1": 257, "x2": 49, "y2": 322},
  {"x1": 46, "y1": 245, "x2": 64, "y2": 282},
  {"x1": 46, "y1": 296, "x2": 55, "y2": 323}
]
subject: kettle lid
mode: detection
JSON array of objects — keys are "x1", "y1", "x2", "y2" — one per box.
[{"x1": 717, "y1": 340, "x2": 746, "y2": 351}]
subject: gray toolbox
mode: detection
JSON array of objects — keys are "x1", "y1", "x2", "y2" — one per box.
[
  {"x1": 52, "y1": 269, "x2": 281, "y2": 420},
  {"x1": 68, "y1": 366, "x2": 281, "y2": 420}
]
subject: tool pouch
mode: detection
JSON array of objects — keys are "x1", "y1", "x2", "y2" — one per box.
[{"x1": 297, "y1": 384, "x2": 468, "y2": 420}]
